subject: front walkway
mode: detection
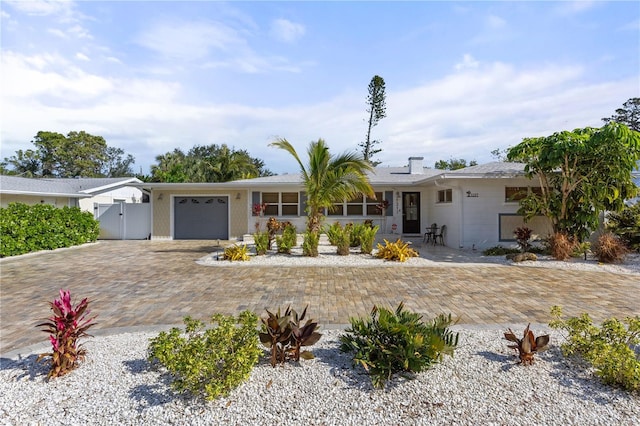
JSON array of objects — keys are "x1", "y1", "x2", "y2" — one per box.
[{"x1": 1, "y1": 240, "x2": 638, "y2": 356}]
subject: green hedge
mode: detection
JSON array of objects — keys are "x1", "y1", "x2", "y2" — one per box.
[{"x1": 0, "y1": 203, "x2": 100, "y2": 257}]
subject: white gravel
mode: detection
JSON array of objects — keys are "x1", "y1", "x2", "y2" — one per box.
[
  {"x1": 197, "y1": 242, "x2": 640, "y2": 276},
  {"x1": 1, "y1": 328, "x2": 638, "y2": 425}
]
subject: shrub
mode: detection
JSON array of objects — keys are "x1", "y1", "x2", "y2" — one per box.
[
  {"x1": 550, "y1": 306, "x2": 640, "y2": 391},
  {"x1": 504, "y1": 324, "x2": 549, "y2": 365},
  {"x1": 266, "y1": 217, "x2": 281, "y2": 250},
  {"x1": 275, "y1": 223, "x2": 297, "y2": 254},
  {"x1": 593, "y1": 232, "x2": 629, "y2": 264},
  {"x1": 36, "y1": 289, "x2": 96, "y2": 379},
  {"x1": 223, "y1": 244, "x2": 250, "y2": 261},
  {"x1": 325, "y1": 222, "x2": 342, "y2": 246},
  {"x1": 572, "y1": 241, "x2": 592, "y2": 260},
  {"x1": 514, "y1": 226, "x2": 533, "y2": 253},
  {"x1": 253, "y1": 231, "x2": 269, "y2": 255},
  {"x1": 148, "y1": 311, "x2": 261, "y2": 400},
  {"x1": 302, "y1": 231, "x2": 319, "y2": 257},
  {"x1": 482, "y1": 245, "x2": 520, "y2": 256},
  {"x1": 259, "y1": 305, "x2": 322, "y2": 367},
  {"x1": 0, "y1": 203, "x2": 99, "y2": 257},
  {"x1": 547, "y1": 232, "x2": 575, "y2": 261},
  {"x1": 349, "y1": 222, "x2": 364, "y2": 247},
  {"x1": 360, "y1": 224, "x2": 379, "y2": 254},
  {"x1": 340, "y1": 302, "x2": 459, "y2": 389},
  {"x1": 606, "y1": 203, "x2": 640, "y2": 252},
  {"x1": 334, "y1": 223, "x2": 352, "y2": 256},
  {"x1": 375, "y1": 238, "x2": 418, "y2": 262}
]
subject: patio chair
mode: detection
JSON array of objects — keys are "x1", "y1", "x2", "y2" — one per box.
[
  {"x1": 423, "y1": 223, "x2": 437, "y2": 244},
  {"x1": 434, "y1": 225, "x2": 446, "y2": 246}
]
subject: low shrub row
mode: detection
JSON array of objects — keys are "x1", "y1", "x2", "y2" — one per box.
[{"x1": 0, "y1": 203, "x2": 100, "y2": 257}]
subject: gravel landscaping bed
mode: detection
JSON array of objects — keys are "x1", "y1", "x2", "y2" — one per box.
[{"x1": 1, "y1": 328, "x2": 638, "y2": 425}]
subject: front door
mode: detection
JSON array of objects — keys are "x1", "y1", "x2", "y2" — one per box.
[{"x1": 402, "y1": 192, "x2": 421, "y2": 234}]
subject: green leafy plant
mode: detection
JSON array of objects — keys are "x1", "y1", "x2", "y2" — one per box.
[
  {"x1": 504, "y1": 324, "x2": 549, "y2": 365},
  {"x1": 572, "y1": 241, "x2": 592, "y2": 260},
  {"x1": 340, "y1": 302, "x2": 459, "y2": 389},
  {"x1": 275, "y1": 222, "x2": 297, "y2": 254},
  {"x1": 606, "y1": 203, "x2": 640, "y2": 252},
  {"x1": 335, "y1": 223, "x2": 352, "y2": 256},
  {"x1": 223, "y1": 244, "x2": 250, "y2": 261},
  {"x1": 326, "y1": 222, "x2": 342, "y2": 246},
  {"x1": 259, "y1": 305, "x2": 322, "y2": 367},
  {"x1": 36, "y1": 289, "x2": 96, "y2": 379},
  {"x1": 375, "y1": 238, "x2": 418, "y2": 262},
  {"x1": 359, "y1": 224, "x2": 379, "y2": 254},
  {"x1": 482, "y1": 245, "x2": 520, "y2": 256},
  {"x1": 253, "y1": 230, "x2": 269, "y2": 255},
  {"x1": 302, "y1": 231, "x2": 319, "y2": 257},
  {"x1": 513, "y1": 226, "x2": 533, "y2": 253},
  {"x1": 148, "y1": 311, "x2": 261, "y2": 400},
  {"x1": 593, "y1": 232, "x2": 628, "y2": 264},
  {"x1": 506, "y1": 252, "x2": 538, "y2": 262},
  {"x1": 549, "y1": 306, "x2": 640, "y2": 391},
  {"x1": 1, "y1": 203, "x2": 99, "y2": 257},
  {"x1": 349, "y1": 222, "x2": 364, "y2": 247}
]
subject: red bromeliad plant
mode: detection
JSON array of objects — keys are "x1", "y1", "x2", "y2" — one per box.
[{"x1": 37, "y1": 289, "x2": 97, "y2": 378}]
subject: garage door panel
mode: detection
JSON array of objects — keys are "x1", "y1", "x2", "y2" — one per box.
[{"x1": 174, "y1": 197, "x2": 229, "y2": 239}]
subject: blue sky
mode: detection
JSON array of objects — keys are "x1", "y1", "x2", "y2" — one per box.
[{"x1": 1, "y1": 1, "x2": 638, "y2": 175}]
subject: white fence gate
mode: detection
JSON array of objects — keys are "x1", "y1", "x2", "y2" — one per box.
[{"x1": 95, "y1": 203, "x2": 151, "y2": 240}]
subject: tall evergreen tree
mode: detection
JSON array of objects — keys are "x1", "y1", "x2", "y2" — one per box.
[
  {"x1": 359, "y1": 75, "x2": 386, "y2": 164},
  {"x1": 602, "y1": 98, "x2": 640, "y2": 132}
]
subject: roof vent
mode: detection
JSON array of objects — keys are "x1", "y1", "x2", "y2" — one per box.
[{"x1": 408, "y1": 157, "x2": 424, "y2": 175}]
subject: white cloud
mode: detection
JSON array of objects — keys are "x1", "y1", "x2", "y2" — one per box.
[
  {"x1": 47, "y1": 28, "x2": 67, "y2": 38},
  {"x1": 486, "y1": 15, "x2": 506, "y2": 29},
  {"x1": 136, "y1": 20, "x2": 243, "y2": 61},
  {"x1": 270, "y1": 18, "x2": 305, "y2": 43},
  {"x1": 5, "y1": 0, "x2": 74, "y2": 17},
  {"x1": 454, "y1": 54, "x2": 479, "y2": 71},
  {"x1": 619, "y1": 19, "x2": 640, "y2": 32},
  {"x1": 553, "y1": 1, "x2": 597, "y2": 16},
  {"x1": 75, "y1": 52, "x2": 90, "y2": 61}
]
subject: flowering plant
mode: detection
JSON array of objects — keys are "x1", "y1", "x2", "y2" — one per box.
[
  {"x1": 37, "y1": 289, "x2": 96, "y2": 378},
  {"x1": 252, "y1": 202, "x2": 268, "y2": 216}
]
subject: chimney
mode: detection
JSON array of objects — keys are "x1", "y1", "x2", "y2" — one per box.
[{"x1": 408, "y1": 157, "x2": 424, "y2": 174}]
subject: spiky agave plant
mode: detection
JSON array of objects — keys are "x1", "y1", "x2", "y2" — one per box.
[{"x1": 504, "y1": 323, "x2": 550, "y2": 365}]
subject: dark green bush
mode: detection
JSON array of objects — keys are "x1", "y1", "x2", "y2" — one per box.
[
  {"x1": 606, "y1": 203, "x2": 640, "y2": 252},
  {"x1": 148, "y1": 311, "x2": 261, "y2": 400},
  {"x1": 340, "y1": 302, "x2": 459, "y2": 389},
  {"x1": 275, "y1": 222, "x2": 297, "y2": 254},
  {"x1": 482, "y1": 245, "x2": 520, "y2": 256},
  {"x1": 0, "y1": 203, "x2": 99, "y2": 257}
]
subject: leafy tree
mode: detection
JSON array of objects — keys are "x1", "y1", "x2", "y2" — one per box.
[
  {"x1": 602, "y1": 98, "x2": 640, "y2": 132},
  {"x1": 434, "y1": 158, "x2": 478, "y2": 170},
  {"x1": 3, "y1": 131, "x2": 135, "y2": 177},
  {"x1": 359, "y1": 75, "x2": 386, "y2": 164},
  {"x1": 150, "y1": 144, "x2": 272, "y2": 183},
  {"x1": 270, "y1": 138, "x2": 374, "y2": 237},
  {"x1": 507, "y1": 123, "x2": 640, "y2": 241},
  {"x1": 490, "y1": 148, "x2": 507, "y2": 161}
]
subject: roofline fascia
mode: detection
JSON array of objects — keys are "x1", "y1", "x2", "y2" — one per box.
[
  {"x1": 79, "y1": 178, "x2": 143, "y2": 194},
  {"x1": 0, "y1": 190, "x2": 89, "y2": 198}
]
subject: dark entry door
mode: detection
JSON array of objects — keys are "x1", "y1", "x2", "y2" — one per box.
[{"x1": 402, "y1": 192, "x2": 420, "y2": 234}]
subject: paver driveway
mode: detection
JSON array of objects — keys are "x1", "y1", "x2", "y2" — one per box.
[{"x1": 1, "y1": 240, "x2": 638, "y2": 355}]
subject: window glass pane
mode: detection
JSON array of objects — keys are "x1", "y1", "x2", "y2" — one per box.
[
  {"x1": 531, "y1": 187, "x2": 543, "y2": 196},
  {"x1": 505, "y1": 187, "x2": 527, "y2": 202},
  {"x1": 366, "y1": 192, "x2": 383, "y2": 203},
  {"x1": 282, "y1": 205, "x2": 298, "y2": 216},
  {"x1": 328, "y1": 205, "x2": 343, "y2": 216},
  {"x1": 446, "y1": 189, "x2": 452, "y2": 202},
  {"x1": 262, "y1": 192, "x2": 279, "y2": 203},
  {"x1": 282, "y1": 192, "x2": 298, "y2": 203},
  {"x1": 366, "y1": 205, "x2": 381, "y2": 215},
  {"x1": 264, "y1": 205, "x2": 278, "y2": 216},
  {"x1": 438, "y1": 189, "x2": 452, "y2": 203},
  {"x1": 346, "y1": 205, "x2": 363, "y2": 215},
  {"x1": 348, "y1": 194, "x2": 363, "y2": 203}
]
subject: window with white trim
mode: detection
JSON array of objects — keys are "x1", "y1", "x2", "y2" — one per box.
[
  {"x1": 328, "y1": 192, "x2": 385, "y2": 216},
  {"x1": 437, "y1": 189, "x2": 452, "y2": 203},
  {"x1": 505, "y1": 187, "x2": 542, "y2": 203},
  {"x1": 261, "y1": 192, "x2": 299, "y2": 216}
]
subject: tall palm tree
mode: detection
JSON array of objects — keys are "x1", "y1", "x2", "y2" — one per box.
[{"x1": 270, "y1": 138, "x2": 375, "y2": 234}]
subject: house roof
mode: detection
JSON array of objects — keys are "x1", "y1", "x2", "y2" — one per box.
[
  {"x1": 439, "y1": 162, "x2": 526, "y2": 178},
  {"x1": 0, "y1": 175, "x2": 142, "y2": 198}
]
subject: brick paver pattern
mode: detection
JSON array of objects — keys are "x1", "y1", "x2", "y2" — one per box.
[{"x1": 1, "y1": 240, "x2": 638, "y2": 354}]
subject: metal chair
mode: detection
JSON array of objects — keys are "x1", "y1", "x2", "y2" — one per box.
[
  {"x1": 434, "y1": 224, "x2": 446, "y2": 246},
  {"x1": 423, "y1": 223, "x2": 437, "y2": 244}
]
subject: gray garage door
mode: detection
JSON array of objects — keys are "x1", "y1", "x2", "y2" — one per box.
[{"x1": 174, "y1": 196, "x2": 229, "y2": 239}]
